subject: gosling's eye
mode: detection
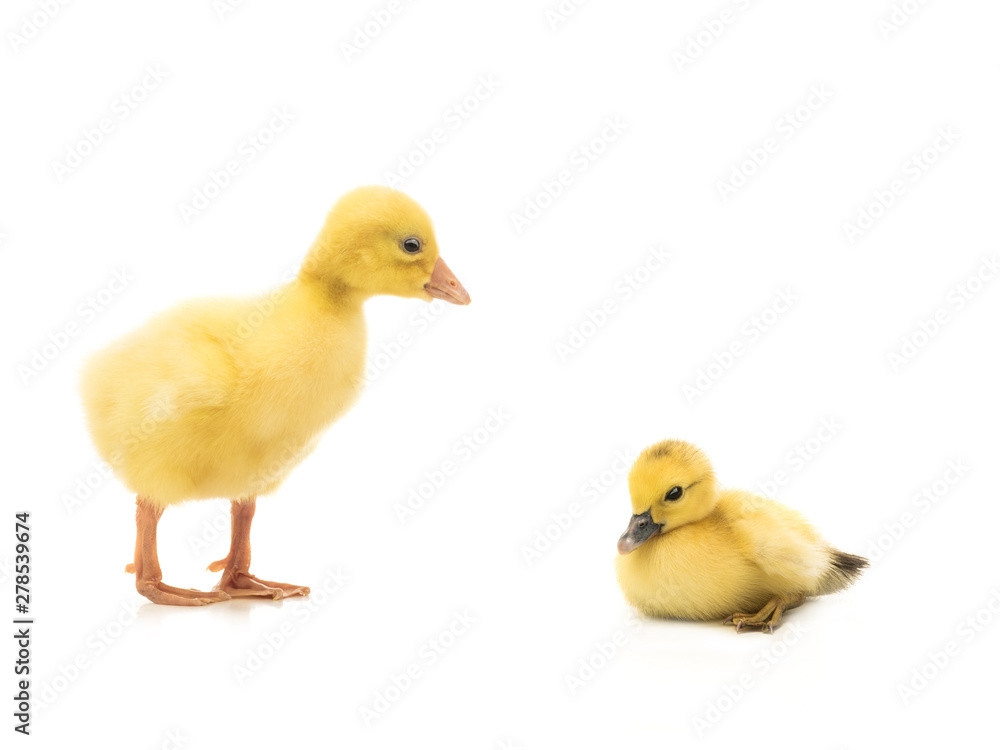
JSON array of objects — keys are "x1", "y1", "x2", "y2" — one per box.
[
  {"x1": 665, "y1": 486, "x2": 683, "y2": 501},
  {"x1": 402, "y1": 237, "x2": 422, "y2": 254}
]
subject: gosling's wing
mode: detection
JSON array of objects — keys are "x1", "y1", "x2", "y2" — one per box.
[{"x1": 82, "y1": 298, "x2": 245, "y2": 426}]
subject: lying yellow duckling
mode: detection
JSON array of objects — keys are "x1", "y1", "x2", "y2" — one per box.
[
  {"x1": 81, "y1": 186, "x2": 470, "y2": 606},
  {"x1": 615, "y1": 439, "x2": 866, "y2": 632}
]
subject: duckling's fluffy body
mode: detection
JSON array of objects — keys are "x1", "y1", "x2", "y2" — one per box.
[
  {"x1": 617, "y1": 488, "x2": 839, "y2": 620},
  {"x1": 615, "y1": 440, "x2": 865, "y2": 626}
]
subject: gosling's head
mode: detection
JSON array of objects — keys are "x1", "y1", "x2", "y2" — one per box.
[
  {"x1": 617, "y1": 440, "x2": 719, "y2": 555},
  {"x1": 301, "y1": 186, "x2": 470, "y2": 305}
]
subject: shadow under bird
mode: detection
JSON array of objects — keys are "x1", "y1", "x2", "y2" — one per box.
[
  {"x1": 81, "y1": 186, "x2": 470, "y2": 606},
  {"x1": 615, "y1": 440, "x2": 867, "y2": 632}
]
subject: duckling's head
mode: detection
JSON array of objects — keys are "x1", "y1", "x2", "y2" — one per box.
[
  {"x1": 301, "y1": 186, "x2": 470, "y2": 304},
  {"x1": 617, "y1": 440, "x2": 719, "y2": 554}
]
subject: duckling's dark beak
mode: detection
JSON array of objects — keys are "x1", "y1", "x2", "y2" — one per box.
[
  {"x1": 617, "y1": 509, "x2": 662, "y2": 555},
  {"x1": 425, "y1": 257, "x2": 471, "y2": 305}
]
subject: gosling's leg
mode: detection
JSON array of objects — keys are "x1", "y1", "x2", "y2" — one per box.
[
  {"x1": 208, "y1": 498, "x2": 310, "y2": 600},
  {"x1": 126, "y1": 496, "x2": 231, "y2": 606},
  {"x1": 724, "y1": 593, "x2": 806, "y2": 634}
]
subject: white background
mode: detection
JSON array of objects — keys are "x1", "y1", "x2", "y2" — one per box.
[{"x1": 3, "y1": 0, "x2": 999, "y2": 746}]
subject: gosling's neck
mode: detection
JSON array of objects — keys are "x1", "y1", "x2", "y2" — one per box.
[
  {"x1": 295, "y1": 273, "x2": 368, "y2": 312},
  {"x1": 297, "y1": 233, "x2": 373, "y2": 311},
  {"x1": 295, "y1": 247, "x2": 373, "y2": 314}
]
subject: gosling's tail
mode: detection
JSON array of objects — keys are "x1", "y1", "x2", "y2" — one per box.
[{"x1": 817, "y1": 548, "x2": 869, "y2": 595}]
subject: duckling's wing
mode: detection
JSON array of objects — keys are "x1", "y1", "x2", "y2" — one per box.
[{"x1": 724, "y1": 491, "x2": 830, "y2": 594}]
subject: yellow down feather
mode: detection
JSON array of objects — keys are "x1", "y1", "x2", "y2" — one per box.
[
  {"x1": 81, "y1": 186, "x2": 448, "y2": 507},
  {"x1": 615, "y1": 439, "x2": 866, "y2": 620}
]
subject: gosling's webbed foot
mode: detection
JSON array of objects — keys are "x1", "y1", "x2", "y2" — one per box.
[
  {"x1": 213, "y1": 567, "x2": 310, "y2": 600},
  {"x1": 207, "y1": 499, "x2": 309, "y2": 600},
  {"x1": 127, "y1": 556, "x2": 231, "y2": 606},
  {"x1": 133, "y1": 576, "x2": 231, "y2": 606}
]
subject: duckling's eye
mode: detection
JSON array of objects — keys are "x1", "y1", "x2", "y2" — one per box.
[
  {"x1": 665, "y1": 486, "x2": 683, "y2": 501},
  {"x1": 402, "y1": 237, "x2": 422, "y2": 254}
]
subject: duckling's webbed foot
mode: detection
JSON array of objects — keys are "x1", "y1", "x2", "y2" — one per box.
[
  {"x1": 724, "y1": 593, "x2": 805, "y2": 634},
  {"x1": 209, "y1": 498, "x2": 311, "y2": 600}
]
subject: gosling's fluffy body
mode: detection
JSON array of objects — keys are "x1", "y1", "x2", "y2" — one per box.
[
  {"x1": 615, "y1": 440, "x2": 866, "y2": 620},
  {"x1": 80, "y1": 284, "x2": 366, "y2": 505},
  {"x1": 81, "y1": 187, "x2": 446, "y2": 507}
]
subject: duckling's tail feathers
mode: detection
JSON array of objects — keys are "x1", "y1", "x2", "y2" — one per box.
[{"x1": 817, "y1": 548, "x2": 868, "y2": 595}]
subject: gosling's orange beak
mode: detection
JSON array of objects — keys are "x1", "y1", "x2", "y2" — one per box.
[{"x1": 424, "y1": 257, "x2": 471, "y2": 305}]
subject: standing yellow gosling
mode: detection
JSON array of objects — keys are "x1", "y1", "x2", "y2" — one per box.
[
  {"x1": 81, "y1": 186, "x2": 470, "y2": 606},
  {"x1": 615, "y1": 440, "x2": 866, "y2": 632}
]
